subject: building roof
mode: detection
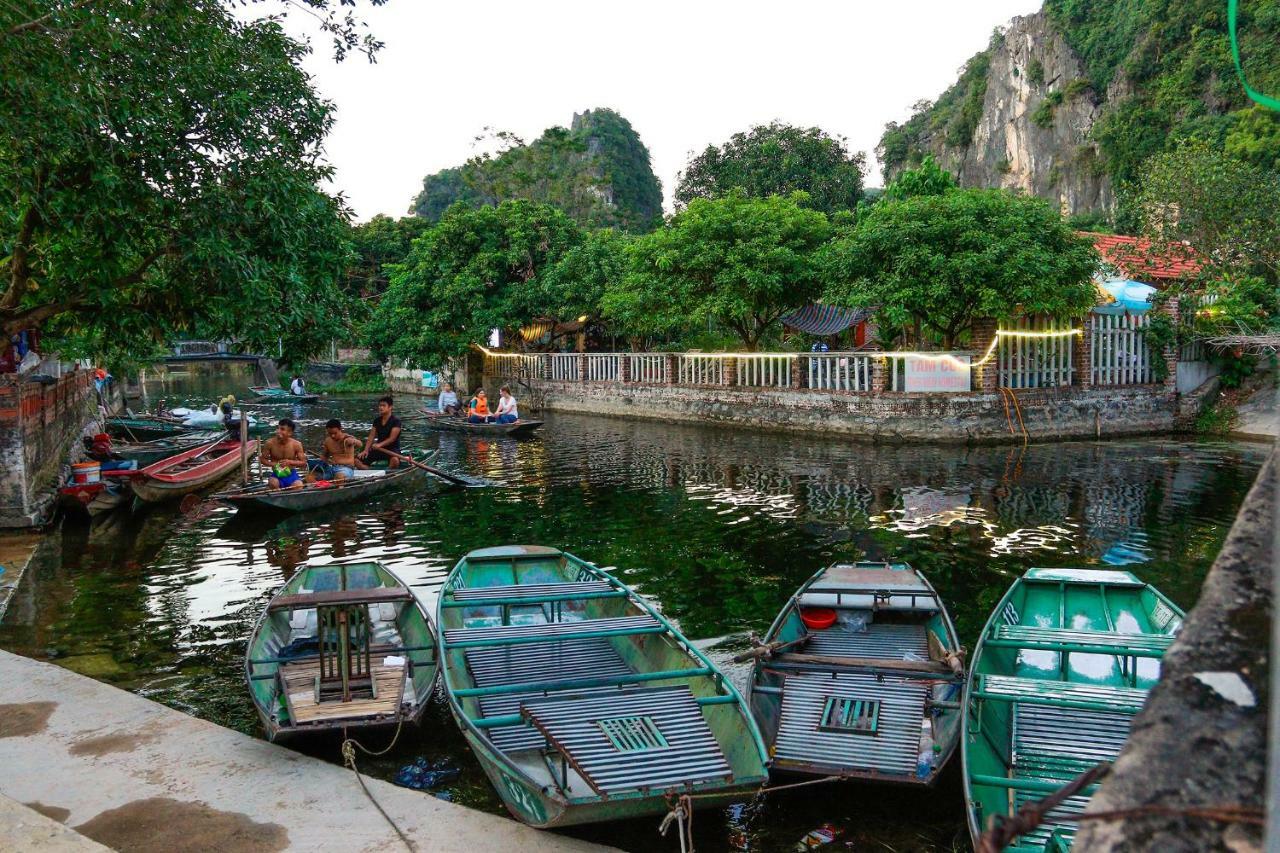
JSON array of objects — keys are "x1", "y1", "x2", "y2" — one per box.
[{"x1": 1083, "y1": 232, "x2": 1205, "y2": 283}]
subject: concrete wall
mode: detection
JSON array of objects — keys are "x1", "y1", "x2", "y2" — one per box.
[
  {"x1": 1176, "y1": 359, "x2": 1220, "y2": 394},
  {"x1": 0, "y1": 372, "x2": 96, "y2": 528},
  {"x1": 496, "y1": 377, "x2": 1179, "y2": 443}
]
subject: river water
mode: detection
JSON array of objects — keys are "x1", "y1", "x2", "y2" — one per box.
[{"x1": 0, "y1": 379, "x2": 1267, "y2": 851}]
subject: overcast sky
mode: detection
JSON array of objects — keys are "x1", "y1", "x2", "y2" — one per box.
[{"x1": 291, "y1": 0, "x2": 1042, "y2": 221}]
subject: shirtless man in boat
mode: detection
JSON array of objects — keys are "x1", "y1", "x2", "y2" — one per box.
[
  {"x1": 317, "y1": 418, "x2": 366, "y2": 480},
  {"x1": 260, "y1": 418, "x2": 307, "y2": 490}
]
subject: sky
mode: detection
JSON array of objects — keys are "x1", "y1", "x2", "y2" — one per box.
[{"x1": 290, "y1": 0, "x2": 1043, "y2": 221}]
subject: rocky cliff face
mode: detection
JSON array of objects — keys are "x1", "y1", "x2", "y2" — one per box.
[{"x1": 892, "y1": 12, "x2": 1113, "y2": 215}]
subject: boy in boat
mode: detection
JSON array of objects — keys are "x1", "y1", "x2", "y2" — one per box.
[
  {"x1": 495, "y1": 386, "x2": 520, "y2": 424},
  {"x1": 359, "y1": 396, "x2": 402, "y2": 469},
  {"x1": 261, "y1": 417, "x2": 307, "y2": 490},
  {"x1": 437, "y1": 382, "x2": 460, "y2": 416},
  {"x1": 467, "y1": 389, "x2": 494, "y2": 423},
  {"x1": 317, "y1": 418, "x2": 364, "y2": 480}
]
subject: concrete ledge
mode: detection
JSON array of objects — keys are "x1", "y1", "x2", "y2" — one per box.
[
  {"x1": 0, "y1": 651, "x2": 612, "y2": 852},
  {"x1": 0, "y1": 531, "x2": 44, "y2": 621},
  {"x1": 1075, "y1": 444, "x2": 1273, "y2": 852},
  {"x1": 0, "y1": 795, "x2": 111, "y2": 852}
]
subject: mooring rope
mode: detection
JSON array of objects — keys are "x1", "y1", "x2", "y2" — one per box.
[{"x1": 341, "y1": 719, "x2": 415, "y2": 852}]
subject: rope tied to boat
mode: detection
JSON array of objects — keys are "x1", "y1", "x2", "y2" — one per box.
[
  {"x1": 659, "y1": 793, "x2": 694, "y2": 853},
  {"x1": 341, "y1": 721, "x2": 416, "y2": 852}
]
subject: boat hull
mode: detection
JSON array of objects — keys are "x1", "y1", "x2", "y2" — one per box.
[
  {"x1": 59, "y1": 483, "x2": 130, "y2": 517},
  {"x1": 130, "y1": 440, "x2": 256, "y2": 503},
  {"x1": 422, "y1": 413, "x2": 542, "y2": 437},
  {"x1": 249, "y1": 386, "x2": 319, "y2": 404},
  {"x1": 219, "y1": 452, "x2": 437, "y2": 514}
]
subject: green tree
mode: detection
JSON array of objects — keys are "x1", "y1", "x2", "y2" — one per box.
[
  {"x1": 1137, "y1": 140, "x2": 1280, "y2": 282},
  {"x1": 605, "y1": 192, "x2": 831, "y2": 350},
  {"x1": 676, "y1": 123, "x2": 865, "y2": 215},
  {"x1": 367, "y1": 201, "x2": 583, "y2": 365},
  {"x1": 1224, "y1": 107, "x2": 1280, "y2": 172},
  {"x1": 822, "y1": 189, "x2": 1099, "y2": 347},
  {"x1": 543, "y1": 229, "x2": 630, "y2": 323},
  {"x1": 882, "y1": 155, "x2": 958, "y2": 200},
  {"x1": 1, "y1": 0, "x2": 355, "y2": 366}
]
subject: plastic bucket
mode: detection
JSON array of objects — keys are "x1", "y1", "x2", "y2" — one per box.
[
  {"x1": 72, "y1": 461, "x2": 101, "y2": 484},
  {"x1": 800, "y1": 607, "x2": 838, "y2": 630}
]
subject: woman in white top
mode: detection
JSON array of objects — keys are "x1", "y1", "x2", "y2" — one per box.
[
  {"x1": 495, "y1": 386, "x2": 519, "y2": 424},
  {"x1": 437, "y1": 382, "x2": 460, "y2": 415}
]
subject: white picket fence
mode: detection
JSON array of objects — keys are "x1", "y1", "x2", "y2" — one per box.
[
  {"x1": 627, "y1": 354, "x2": 666, "y2": 384},
  {"x1": 1090, "y1": 312, "x2": 1154, "y2": 385},
  {"x1": 808, "y1": 353, "x2": 874, "y2": 391},
  {"x1": 735, "y1": 355, "x2": 793, "y2": 388},
  {"x1": 998, "y1": 316, "x2": 1074, "y2": 389},
  {"x1": 677, "y1": 355, "x2": 724, "y2": 386}
]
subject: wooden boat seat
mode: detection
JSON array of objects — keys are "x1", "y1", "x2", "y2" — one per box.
[
  {"x1": 466, "y1": 638, "x2": 631, "y2": 689},
  {"x1": 988, "y1": 625, "x2": 1175, "y2": 657},
  {"x1": 772, "y1": 673, "x2": 926, "y2": 776},
  {"x1": 520, "y1": 686, "x2": 732, "y2": 795},
  {"x1": 278, "y1": 656, "x2": 407, "y2": 726},
  {"x1": 268, "y1": 586, "x2": 414, "y2": 612},
  {"x1": 974, "y1": 675, "x2": 1149, "y2": 714},
  {"x1": 774, "y1": 652, "x2": 950, "y2": 674},
  {"x1": 443, "y1": 615, "x2": 664, "y2": 648},
  {"x1": 449, "y1": 580, "x2": 616, "y2": 603},
  {"x1": 805, "y1": 624, "x2": 929, "y2": 659}
]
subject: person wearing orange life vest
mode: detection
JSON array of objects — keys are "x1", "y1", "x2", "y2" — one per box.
[{"x1": 467, "y1": 389, "x2": 494, "y2": 424}]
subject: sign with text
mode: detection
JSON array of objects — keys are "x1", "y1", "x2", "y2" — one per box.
[{"x1": 903, "y1": 354, "x2": 971, "y2": 393}]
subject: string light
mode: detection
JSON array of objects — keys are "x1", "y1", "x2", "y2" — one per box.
[{"x1": 478, "y1": 328, "x2": 1082, "y2": 370}]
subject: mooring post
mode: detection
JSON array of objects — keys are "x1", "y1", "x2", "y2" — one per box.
[{"x1": 239, "y1": 414, "x2": 249, "y2": 484}]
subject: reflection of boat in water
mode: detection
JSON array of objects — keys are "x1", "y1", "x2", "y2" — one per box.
[
  {"x1": 749, "y1": 561, "x2": 965, "y2": 785},
  {"x1": 963, "y1": 568, "x2": 1182, "y2": 852}
]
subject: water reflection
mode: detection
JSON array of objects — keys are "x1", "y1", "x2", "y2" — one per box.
[{"x1": 0, "y1": 385, "x2": 1267, "y2": 852}]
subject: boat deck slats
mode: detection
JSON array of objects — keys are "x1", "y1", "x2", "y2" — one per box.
[
  {"x1": 448, "y1": 580, "x2": 617, "y2": 604},
  {"x1": 481, "y1": 688, "x2": 617, "y2": 752},
  {"x1": 443, "y1": 615, "x2": 664, "y2": 648},
  {"x1": 521, "y1": 686, "x2": 731, "y2": 795},
  {"x1": 989, "y1": 625, "x2": 1175, "y2": 657},
  {"x1": 975, "y1": 675, "x2": 1149, "y2": 714},
  {"x1": 805, "y1": 624, "x2": 929, "y2": 659},
  {"x1": 1014, "y1": 704, "x2": 1133, "y2": 764},
  {"x1": 772, "y1": 673, "x2": 926, "y2": 776},
  {"x1": 279, "y1": 658, "x2": 406, "y2": 725},
  {"x1": 466, "y1": 638, "x2": 632, "y2": 689}
]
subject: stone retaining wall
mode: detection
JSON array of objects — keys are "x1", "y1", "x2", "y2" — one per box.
[
  {"x1": 0, "y1": 372, "x2": 96, "y2": 527},
  {"x1": 497, "y1": 377, "x2": 1179, "y2": 443}
]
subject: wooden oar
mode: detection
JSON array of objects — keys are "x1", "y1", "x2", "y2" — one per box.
[
  {"x1": 732, "y1": 635, "x2": 810, "y2": 663},
  {"x1": 375, "y1": 449, "x2": 480, "y2": 487}
]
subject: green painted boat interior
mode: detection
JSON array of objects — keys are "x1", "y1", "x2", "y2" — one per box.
[
  {"x1": 438, "y1": 545, "x2": 769, "y2": 822},
  {"x1": 750, "y1": 562, "x2": 965, "y2": 784},
  {"x1": 246, "y1": 561, "x2": 436, "y2": 737},
  {"x1": 963, "y1": 568, "x2": 1184, "y2": 851}
]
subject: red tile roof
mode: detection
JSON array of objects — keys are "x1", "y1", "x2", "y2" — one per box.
[{"x1": 1083, "y1": 232, "x2": 1205, "y2": 283}]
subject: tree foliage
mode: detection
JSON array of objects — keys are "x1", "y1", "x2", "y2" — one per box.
[
  {"x1": 366, "y1": 201, "x2": 584, "y2": 364},
  {"x1": 1, "y1": 0, "x2": 355, "y2": 366},
  {"x1": 604, "y1": 192, "x2": 831, "y2": 350},
  {"x1": 822, "y1": 189, "x2": 1099, "y2": 347},
  {"x1": 882, "y1": 156, "x2": 958, "y2": 200},
  {"x1": 410, "y1": 109, "x2": 662, "y2": 232},
  {"x1": 676, "y1": 123, "x2": 865, "y2": 215}
]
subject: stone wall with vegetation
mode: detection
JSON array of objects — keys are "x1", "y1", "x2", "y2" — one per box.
[{"x1": 0, "y1": 372, "x2": 96, "y2": 527}]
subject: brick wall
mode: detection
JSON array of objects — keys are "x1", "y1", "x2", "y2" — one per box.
[
  {"x1": 496, "y1": 377, "x2": 1179, "y2": 444},
  {"x1": 0, "y1": 371, "x2": 97, "y2": 527}
]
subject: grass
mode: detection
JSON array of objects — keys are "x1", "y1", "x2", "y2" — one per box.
[{"x1": 1194, "y1": 401, "x2": 1239, "y2": 436}]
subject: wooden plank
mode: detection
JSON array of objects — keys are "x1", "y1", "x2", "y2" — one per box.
[
  {"x1": 775, "y1": 652, "x2": 950, "y2": 673},
  {"x1": 268, "y1": 586, "x2": 414, "y2": 612},
  {"x1": 281, "y1": 658, "x2": 407, "y2": 723}
]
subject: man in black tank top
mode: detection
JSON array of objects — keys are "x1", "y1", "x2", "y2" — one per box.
[{"x1": 359, "y1": 395, "x2": 403, "y2": 468}]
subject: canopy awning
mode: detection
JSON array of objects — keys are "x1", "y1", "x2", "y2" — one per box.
[
  {"x1": 781, "y1": 304, "x2": 871, "y2": 336},
  {"x1": 1093, "y1": 278, "x2": 1157, "y2": 315}
]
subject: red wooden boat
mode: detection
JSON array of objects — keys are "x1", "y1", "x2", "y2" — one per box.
[{"x1": 129, "y1": 439, "x2": 258, "y2": 503}]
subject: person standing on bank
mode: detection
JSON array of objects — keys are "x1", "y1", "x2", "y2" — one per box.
[
  {"x1": 360, "y1": 396, "x2": 402, "y2": 469},
  {"x1": 495, "y1": 386, "x2": 520, "y2": 424}
]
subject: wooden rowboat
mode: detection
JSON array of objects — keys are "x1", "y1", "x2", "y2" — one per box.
[
  {"x1": 59, "y1": 473, "x2": 137, "y2": 518},
  {"x1": 245, "y1": 561, "x2": 437, "y2": 740},
  {"x1": 249, "y1": 385, "x2": 320, "y2": 404},
  {"x1": 962, "y1": 568, "x2": 1183, "y2": 852},
  {"x1": 107, "y1": 415, "x2": 273, "y2": 441},
  {"x1": 437, "y1": 545, "x2": 768, "y2": 828},
  {"x1": 112, "y1": 432, "x2": 225, "y2": 467},
  {"x1": 421, "y1": 411, "x2": 543, "y2": 437},
  {"x1": 749, "y1": 561, "x2": 965, "y2": 785},
  {"x1": 215, "y1": 449, "x2": 439, "y2": 514},
  {"x1": 129, "y1": 438, "x2": 259, "y2": 503}
]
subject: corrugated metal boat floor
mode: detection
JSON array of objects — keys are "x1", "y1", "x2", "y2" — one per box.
[
  {"x1": 773, "y1": 673, "x2": 926, "y2": 776},
  {"x1": 805, "y1": 624, "x2": 929, "y2": 659}
]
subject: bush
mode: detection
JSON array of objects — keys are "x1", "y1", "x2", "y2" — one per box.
[
  {"x1": 1194, "y1": 401, "x2": 1239, "y2": 435},
  {"x1": 313, "y1": 365, "x2": 388, "y2": 394},
  {"x1": 1027, "y1": 58, "x2": 1045, "y2": 86},
  {"x1": 1031, "y1": 90, "x2": 1065, "y2": 129}
]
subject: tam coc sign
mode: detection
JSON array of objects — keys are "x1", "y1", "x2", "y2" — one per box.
[{"x1": 902, "y1": 354, "x2": 971, "y2": 393}]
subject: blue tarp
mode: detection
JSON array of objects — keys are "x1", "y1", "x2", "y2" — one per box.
[{"x1": 1094, "y1": 278, "x2": 1157, "y2": 315}]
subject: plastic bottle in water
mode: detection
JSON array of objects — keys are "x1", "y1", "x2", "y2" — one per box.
[{"x1": 917, "y1": 718, "x2": 936, "y2": 778}]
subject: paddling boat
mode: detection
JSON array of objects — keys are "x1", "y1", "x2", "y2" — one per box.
[
  {"x1": 437, "y1": 545, "x2": 769, "y2": 828},
  {"x1": 962, "y1": 568, "x2": 1183, "y2": 852},
  {"x1": 113, "y1": 433, "x2": 225, "y2": 467},
  {"x1": 245, "y1": 561, "x2": 437, "y2": 740},
  {"x1": 748, "y1": 561, "x2": 964, "y2": 785},
  {"x1": 129, "y1": 438, "x2": 258, "y2": 503},
  {"x1": 249, "y1": 385, "x2": 320, "y2": 404},
  {"x1": 421, "y1": 411, "x2": 543, "y2": 437},
  {"x1": 108, "y1": 415, "x2": 272, "y2": 441},
  {"x1": 215, "y1": 449, "x2": 439, "y2": 514}
]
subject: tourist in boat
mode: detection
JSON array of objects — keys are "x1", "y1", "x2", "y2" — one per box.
[
  {"x1": 261, "y1": 417, "x2": 307, "y2": 490},
  {"x1": 359, "y1": 396, "x2": 402, "y2": 469},
  {"x1": 289, "y1": 376, "x2": 306, "y2": 396},
  {"x1": 495, "y1": 386, "x2": 520, "y2": 424},
  {"x1": 318, "y1": 418, "x2": 364, "y2": 480},
  {"x1": 467, "y1": 389, "x2": 494, "y2": 423},
  {"x1": 437, "y1": 382, "x2": 460, "y2": 416}
]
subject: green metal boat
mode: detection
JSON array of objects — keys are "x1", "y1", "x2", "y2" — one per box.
[
  {"x1": 112, "y1": 432, "x2": 225, "y2": 466},
  {"x1": 107, "y1": 415, "x2": 273, "y2": 441},
  {"x1": 749, "y1": 561, "x2": 965, "y2": 784},
  {"x1": 437, "y1": 545, "x2": 769, "y2": 828},
  {"x1": 245, "y1": 561, "x2": 437, "y2": 741},
  {"x1": 962, "y1": 568, "x2": 1184, "y2": 851}
]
